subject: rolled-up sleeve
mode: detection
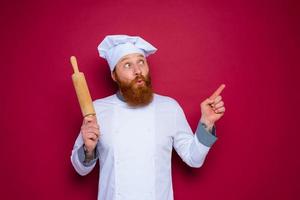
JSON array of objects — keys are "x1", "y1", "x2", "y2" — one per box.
[
  {"x1": 77, "y1": 144, "x2": 99, "y2": 167},
  {"x1": 195, "y1": 121, "x2": 217, "y2": 147},
  {"x1": 70, "y1": 133, "x2": 99, "y2": 176}
]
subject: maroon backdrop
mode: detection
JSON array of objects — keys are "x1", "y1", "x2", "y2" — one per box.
[{"x1": 1, "y1": 0, "x2": 299, "y2": 199}]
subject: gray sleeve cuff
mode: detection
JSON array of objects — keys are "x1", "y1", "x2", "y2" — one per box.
[
  {"x1": 77, "y1": 144, "x2": 99, "y2": 167},
  {"x1": 195, "y1": 121, "x2": 218, "y2": 147}
]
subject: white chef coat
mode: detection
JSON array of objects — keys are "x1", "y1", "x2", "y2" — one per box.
[{"x1": 71, "y1": 93, "x2": 216, "y2": 200}]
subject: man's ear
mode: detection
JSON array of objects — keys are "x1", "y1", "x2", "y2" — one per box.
[{"x1": 111, "y1": 71, "x2": 117, "y2": 82}]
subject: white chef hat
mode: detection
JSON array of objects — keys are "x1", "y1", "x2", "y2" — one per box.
[{"x1": 97, "y1": 35, "x2": 157, "y2": 71}]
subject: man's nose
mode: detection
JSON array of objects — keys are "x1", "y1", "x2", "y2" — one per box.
[{"x1": 133, "y1": 64, "x2": 142, "y2": 75}]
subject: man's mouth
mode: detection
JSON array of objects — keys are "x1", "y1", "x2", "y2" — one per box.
[
  {"x1": 136, "y1": 79, "x2": 144, "y2": 85},
  {"x1": 132, "y1": 77, "x2": 146, "y2": 87}
]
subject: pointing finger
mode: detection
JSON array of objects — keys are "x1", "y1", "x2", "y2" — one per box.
[{"x1": 209, "y1": 84, "x2": 226, "y2": 100}]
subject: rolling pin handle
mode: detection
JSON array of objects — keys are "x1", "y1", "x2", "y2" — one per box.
[{"x1": 70, "y1": 56, "x2": 80, "y2": 74}]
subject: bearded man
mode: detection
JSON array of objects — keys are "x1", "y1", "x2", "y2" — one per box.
[{"x1": 71, "y1": 35, "x2": 226, "y2": 200}]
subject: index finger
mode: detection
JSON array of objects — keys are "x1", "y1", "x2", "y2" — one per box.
[{"x1": 209, "y1": 84, "x2": 226, "y2": 100}]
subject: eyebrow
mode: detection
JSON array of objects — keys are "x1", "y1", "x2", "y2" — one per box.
[{"x1": 118, "y1": 54, "x2": 145, "y2": 63}]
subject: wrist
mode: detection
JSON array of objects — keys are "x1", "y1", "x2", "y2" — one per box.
[
  {"x1": 83, "y1": 145, "x2": 95, "y2": 161},
  {"x1": 200, "y1": 118, "x2": 214, "y2": 128}
]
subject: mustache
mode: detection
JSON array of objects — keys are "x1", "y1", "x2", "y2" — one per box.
[
  {"x1": 129, "y1": 74, "x2": 149, "y2": 86},
  {"x1": 133, "y1": 75, "x2": 146, "y2": 82}
]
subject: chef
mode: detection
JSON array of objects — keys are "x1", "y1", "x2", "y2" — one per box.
[{"x1": 71, "y1": 35, "x2": 225, "y2": 200}]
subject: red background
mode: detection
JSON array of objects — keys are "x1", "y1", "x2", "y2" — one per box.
[{"x1": 1, "y1": 0, "x2": 299, "y2": 199}]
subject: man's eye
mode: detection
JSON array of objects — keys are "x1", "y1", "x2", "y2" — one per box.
[
  {"x1": 138, "y1": 60, "x2": 144, "y2": 65},
  {"x1": 124, "y1": 63, "x2": 130, "y2": 68}
]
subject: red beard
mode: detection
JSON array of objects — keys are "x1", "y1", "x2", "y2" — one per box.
[{"x1": 115, "y1": 73, "x2": 153, "y2": 107}]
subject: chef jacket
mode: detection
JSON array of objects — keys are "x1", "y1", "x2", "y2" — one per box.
[{"x1": 71, "y1": 93, "x2": 217, "y2": 200}]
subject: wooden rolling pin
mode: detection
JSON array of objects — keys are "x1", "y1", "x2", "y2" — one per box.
[{"x1": 70, "y1": 56, "x2": 96, "y2": 117}]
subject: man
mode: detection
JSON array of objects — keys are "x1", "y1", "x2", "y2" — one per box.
[{"x1": 71, "y1": 35, "x2": 225, "y2": 200}]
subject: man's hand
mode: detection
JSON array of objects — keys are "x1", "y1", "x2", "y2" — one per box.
[
  {"x1": 200, "y1": 84, "x2": 226, "y2": 129},
  {"x1": 81, "y1": 115, "x2": 100, "y2": 159}
]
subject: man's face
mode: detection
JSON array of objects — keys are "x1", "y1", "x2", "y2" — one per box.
[
  {"x1": 112, "y1": 53, "x2": 153, "y2": 107},
  {"x1": 112, "y1": 53, "x2": 149, "y2": 86}
]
